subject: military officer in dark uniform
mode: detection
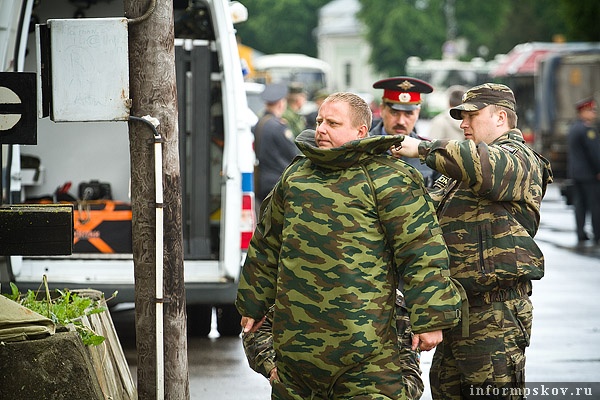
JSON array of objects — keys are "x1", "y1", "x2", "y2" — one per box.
[
  {"x1": 253, "y1": 83, "x2": 300, "y2": 209},
  {"x1": 370, "y1": 77, "x2": 439, "y2": 187},
  {"x1": 567, "y1": 97, "x2": 600, "y2": 244}
]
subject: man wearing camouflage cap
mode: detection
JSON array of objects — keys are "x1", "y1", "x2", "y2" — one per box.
[
  {"x1": 237, "y1": 92, "x2": 462, "y2": 399},
  {"x1": 394, "y1": 83, "x2": 553, "y2": 399}
]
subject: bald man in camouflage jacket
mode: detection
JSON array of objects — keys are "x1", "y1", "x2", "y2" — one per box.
[
  {"x1": 236, "y1": 92, "x2": 462, "y2": 399},
  {"x1": 395, "y1": 83, "x2": 553, "y2": 399}
]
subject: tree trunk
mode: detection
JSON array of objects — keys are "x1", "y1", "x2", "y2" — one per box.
[{"x1": 123, "y1": 1, "x2": 189, "y2": 399}]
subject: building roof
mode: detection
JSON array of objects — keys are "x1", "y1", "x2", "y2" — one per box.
[{"x1": 317, "y1": 0, "x2": 362, "y2": 36}]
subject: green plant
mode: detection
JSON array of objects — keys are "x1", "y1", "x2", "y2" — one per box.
[{"x1": 4, "y1": 277, "x2": 109, "y2": 346}]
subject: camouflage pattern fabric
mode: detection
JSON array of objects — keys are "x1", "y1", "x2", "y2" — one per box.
[
  {"x1": 419, "y1": 129, "x2": 553, "y2": 294},
  {"x1": 236, "y1": 133, "x2": 462, "y2": 398},
  {"x1": 242, "y1": 291, "x2": 425, "y2": 399},
  {"x1": 417, "y1": 129, "x2": 553, "y2": 398},
  {"x1": 282, "y1": 107, "x2": 306, "y2": 138},
  {"x1": 394, "y1": 291, "x2": 425, "y2": 400},
  {"x1": 430, "y1": 297, "x2": 532, "y2": 400},
  {"x1": 449, "y1": 83, "x2": 516, "y2": 120}
]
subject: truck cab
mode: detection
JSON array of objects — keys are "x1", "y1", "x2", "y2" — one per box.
[{"x1": 1, "y1": 0, "x2": 256, "y2": 336}]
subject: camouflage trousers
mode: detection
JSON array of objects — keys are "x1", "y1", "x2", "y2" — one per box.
[
  {"x1": 430, "y1": 296, "x2": 533, "y2": 400},
  {"x1": 396, "y1": 305, "x2": 424, "y2": 400},
  {"x1": 243, "y1": 296, "x2": 423, "y2": 399},
  {"x1": 268, "y1": 306, "x2": 423, "y2": 399}
]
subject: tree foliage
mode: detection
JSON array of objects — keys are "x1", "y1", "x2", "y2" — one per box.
[
  {"x1": 235, "y1": 0, "x2": 597, "y2": 74},
  {"x1": 235, "y1": 0, "x2": 330, "y2": 57},
  {"x1": 559, "y1": 0, "x2": 600, "y2": 41},
  {"x1": 357, "y1": 0, "x2": 574, "y2": 75}
]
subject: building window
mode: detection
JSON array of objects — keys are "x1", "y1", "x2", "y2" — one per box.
[{"x1": 345, "y1": 62, "x2": 352, "y2": 87}]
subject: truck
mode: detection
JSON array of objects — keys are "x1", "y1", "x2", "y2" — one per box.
[
  {"x1": 490, "y1": 42, "x2": 600, "y2": 186},
  {"x1": 405, "y1": 55, "x2": 498, "y2": 118},
  {"x1": 0, "y1": 0, "x2": 256, "y2": 336}
]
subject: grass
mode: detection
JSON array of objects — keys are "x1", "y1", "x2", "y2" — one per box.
[{"x1": 3, "y1": 276, "x2": 111, "y2": 346}]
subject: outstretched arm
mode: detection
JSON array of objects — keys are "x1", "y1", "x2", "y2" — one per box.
[{"x1": 391, "y1": 135, "x2": 421, "y2": 158}]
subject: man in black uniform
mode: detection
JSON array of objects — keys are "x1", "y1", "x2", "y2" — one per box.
[
  {"x1": 253, "y1": 83, "x2": 300, "y2": 209},
  {"x1": 567, "y1": 97, "x2": 600, "y2": 245},
  {"x1": 370, "y1": 77, "x2": 439, "y2": 186}
]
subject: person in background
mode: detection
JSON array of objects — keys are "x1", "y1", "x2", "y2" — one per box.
[
  {"x1": 304, "y1": 89, "x2": 329, "y2": 130},
  {"x1": 393, "y1": 83, "x2": 553, "y2": 399},
  {"x1": 370, "y1": 98, "x2": 382, "y2": 128},
  {"x1": 370, "y1": 76, "x2": 439, "y2": 187},
  {"x1": 237, "y1": 92, "x2": 462, "y2": 399},
  {"x1": 253, "y1": 83, "x2": 300, "y2": 208},
  {"x1": 282, "y1": 82, "x2": 307, "y2": 138},
  {"x1": 427, "y1": 85, "x2": 466, "y2": 141},
  {"x1": 567, "y1": 97, "x2": 600, "y2": 245}
]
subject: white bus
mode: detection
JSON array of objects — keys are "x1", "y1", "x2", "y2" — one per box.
[{"x1": 251, "y1": 53, "x2": 331, "y2": 99}]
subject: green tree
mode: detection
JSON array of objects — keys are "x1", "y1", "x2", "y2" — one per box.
[
  {"x1": 235, "y1": 0, "x2": 330, "y2": 56},
  {"x1": 358, "y1": 0, "x2": 447, "y2": 76},
  {"x1": 233, "y1": 0, "x2": 595, "y2": 74},
  {"x1": 356, "y1": 0, "x2": 577, "y2": 75},
  {"x1": 560, "y1": 0, "x2": 600, "y2": 41}
]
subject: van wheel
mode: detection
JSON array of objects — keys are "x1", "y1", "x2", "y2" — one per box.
[
  {"x1": 216, "y1": 304, "x2": 242, "y2": 337},
  {"x1": 187, "y1": 304, "x2": 213, "y2": 337}
]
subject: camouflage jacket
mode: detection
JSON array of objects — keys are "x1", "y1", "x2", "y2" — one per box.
[
  {"x1": 418, "y1": 129, "x2": 553, "y2": 296},
  {"x1": 243, "y1": 293, "x2": 425, "y2": 399},
  {"x1": 236, "y1": 133, "x2": 461, "y2": 375}
]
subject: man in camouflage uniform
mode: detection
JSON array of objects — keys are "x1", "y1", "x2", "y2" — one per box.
[
  {"x1": 282, "y1": 83, "x2": 308, "y2": 138},
  {"x1": 236, "y1": 92, "x2": 462, "y2": 399},
  {"x1": 394, "y1": 83, "x2": 553, "y2": 399}
]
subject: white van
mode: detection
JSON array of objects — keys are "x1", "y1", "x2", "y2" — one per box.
[{"x1": 0, "y1": 0, "x2": 256, "y2": 336}]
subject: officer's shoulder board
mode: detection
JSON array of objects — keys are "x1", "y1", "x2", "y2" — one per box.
[{"x1": 499, "y1": 143, "x2": 518, "y2": 154}]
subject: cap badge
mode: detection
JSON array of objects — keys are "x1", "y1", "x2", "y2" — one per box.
[
  {"x1": 397, "y1": 80, "x2": 415, "y2": 91},
  {"x1": 399, "y1": 93, "x2": 412, "y2": 103}
]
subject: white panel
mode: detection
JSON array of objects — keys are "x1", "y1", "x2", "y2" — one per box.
[
  {"x1": 48, "y1": 18, "x2": 129, "y2": 122},
  {"x1": 0, "y1": 0, "x2": 25, "y2": 72}
]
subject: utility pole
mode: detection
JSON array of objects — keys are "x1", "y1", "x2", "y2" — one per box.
[{"x1": 123, "y1": 1, "x2": 189, "y2": 399}]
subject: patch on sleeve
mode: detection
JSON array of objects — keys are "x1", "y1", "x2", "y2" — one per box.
[{"x1": 499, "y1": 144, "x2": 518, "y2": 154}]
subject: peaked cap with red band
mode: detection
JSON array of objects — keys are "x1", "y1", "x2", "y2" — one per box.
[
  {"x1": 373, "y1": 77, "x2": 433, "y2": 111},
  {"x1": 575, "y1": 97, "x2": 596, "y2": 112}
]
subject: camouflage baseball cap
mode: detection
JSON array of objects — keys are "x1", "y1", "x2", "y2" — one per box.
[{"x1": 449, "y1": 83, "x2": 516, "y2": 120}]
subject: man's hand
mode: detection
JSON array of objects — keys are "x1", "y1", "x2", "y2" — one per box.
[
  {"x1": 391, "y1": 135, "x2": 420, "y2": 158},
  {"x1": 412, "y1": 330, "x2": 443, "y2": 351},
  {"x1": 240, "y1": 315, "x2": 266, "y2": 333},
  {"x1": 269, "y1": 367, "x2": 280, "y2": 385}
]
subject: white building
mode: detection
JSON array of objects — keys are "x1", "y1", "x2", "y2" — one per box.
[{"x1": 316, "y1": 0, "x2": 383, "y2": 99}]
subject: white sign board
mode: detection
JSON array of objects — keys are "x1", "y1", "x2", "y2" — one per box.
[{"x1": 48, "y1": 18, "x2": 130, "y2": 122}]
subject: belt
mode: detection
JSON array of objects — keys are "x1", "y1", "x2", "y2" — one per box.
[{"x1": 468, "y1": 282, "x2": 531, "y2": 307}]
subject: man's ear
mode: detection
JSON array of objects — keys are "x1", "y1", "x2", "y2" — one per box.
[
  {"x1": 496, "y1": 109, "x2": 507, "y2": 126},
  {"x1": 357, "y1": 125, "x2": 369, "y2": 138}
]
